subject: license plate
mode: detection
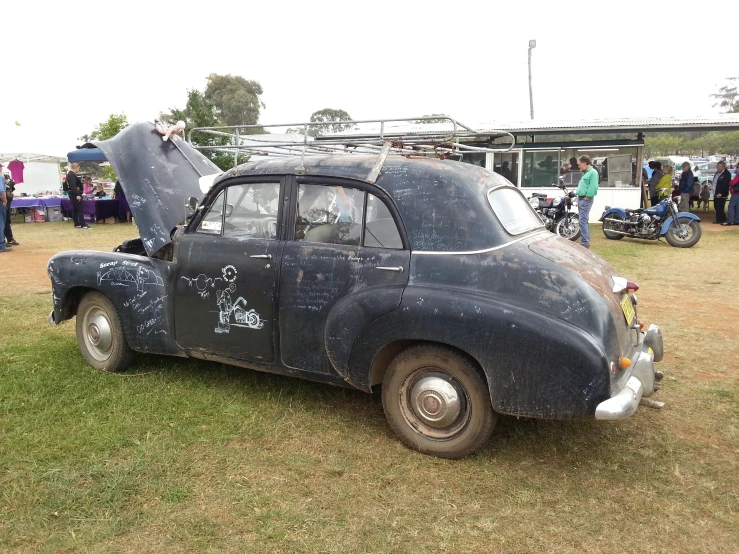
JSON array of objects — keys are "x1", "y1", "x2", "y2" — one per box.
[{"x1": 620, "y1": 295, "x2": 635, "y2": 324}]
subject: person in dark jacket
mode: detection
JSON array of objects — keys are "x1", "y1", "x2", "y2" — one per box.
[
  {"x1": 713, "y1": 161, "x2": 732, "y2": 224},
  {"x1": 4, "y1": 173, "x2": 18, "y2": 246},
  {"x1": 647, "y1": 161, "x2": 663, "y2": 206},
  {"x1": 678, "y1": 162, "x2": 694, "y2": 212},
  {"x1": 66, "y1": 163, "x2": 90, "y2": 229}
]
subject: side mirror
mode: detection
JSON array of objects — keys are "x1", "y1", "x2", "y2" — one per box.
[
  {"x1": 186, "y1": 196, "x2": 199, "y2": 212},
  {"x1": 225, "y1": 203, "x2": 234, "y2": 217}
]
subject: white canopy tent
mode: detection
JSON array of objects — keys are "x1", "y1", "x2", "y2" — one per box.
[
  {"x1": 0, "y1": 121, "x2": 67, "y2": 195},
  {"x1": 0, "y1": 153, "x2": 66, "y2": 196}
]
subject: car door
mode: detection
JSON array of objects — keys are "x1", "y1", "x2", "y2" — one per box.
[
  {"x1": 174, "y1": 178, "x2": 284, "y2": 362},
  {"x1": 278, "y1": 178, "x2": 410, "y2": 375}
]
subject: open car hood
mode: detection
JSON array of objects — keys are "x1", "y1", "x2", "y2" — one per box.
[{"x1": 91, "y1": 122, "x2": 221, "y2": 256}]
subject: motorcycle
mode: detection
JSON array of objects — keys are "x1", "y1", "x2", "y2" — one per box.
[
  {"x1": 528, "y1": 180, "x2": 581, "y2": 241},
  {"x1": 599, "y1": 197, "x2": 702, "y2": 248}
]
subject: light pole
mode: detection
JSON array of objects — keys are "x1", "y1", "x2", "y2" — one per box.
[{"x1": 528, "y1": 39, "x2": 536, "y2": 120}]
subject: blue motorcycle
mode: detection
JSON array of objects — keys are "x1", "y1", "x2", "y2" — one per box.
[{"x1": 599, "y1": 197, "x2": 702, "y2": 248}]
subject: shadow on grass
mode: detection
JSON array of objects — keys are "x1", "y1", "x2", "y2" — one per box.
[{"x1": 126, "y1": 353, "x2": 657, "y2": 466}]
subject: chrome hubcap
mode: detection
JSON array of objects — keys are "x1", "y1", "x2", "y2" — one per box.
[
  {"x1": 85, "y1": 311, "x2": 112, "y2": 359},
  {"x1": 409, "y1": 375, "x2": 463, "y2": 429}
]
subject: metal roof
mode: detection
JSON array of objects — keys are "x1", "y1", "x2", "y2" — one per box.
[{"x1": 469, "y1": 114, "x2": 739, "y2": 136}]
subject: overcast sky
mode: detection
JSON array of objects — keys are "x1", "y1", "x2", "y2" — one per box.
[{"x1": 1, "y1": 0, "x2": 736, "y2": 156}]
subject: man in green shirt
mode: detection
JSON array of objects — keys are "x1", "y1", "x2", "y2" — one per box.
[{"x1": 576, "y1": 155, "x2": 599, "y2": 249}]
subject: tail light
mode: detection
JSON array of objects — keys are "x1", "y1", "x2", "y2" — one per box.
[{"x1": 612, "y1": 276, "x2": 639, "y2": 294}]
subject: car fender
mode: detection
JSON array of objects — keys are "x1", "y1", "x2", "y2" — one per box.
[
  {"x1": 660, "y1": 212, "x2": 701, "y2": 235},
  {"x1": 599, "y1": 207, "x2": 628, "y2": 222},
  {"x1": 48, "y1": 251, "x2": 183, "y2": 355},
  {"x1": 346, "y1": 286, "x2": 611, "y2": 419},
  {"x1": 324, "y1": 284, "x2": 406, "y2": 379}
]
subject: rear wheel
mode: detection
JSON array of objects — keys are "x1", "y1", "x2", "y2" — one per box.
[
  {"x1": 76, "y1": 291, "x2": 135, "y2": 372},
  {"x1": 554, "y1": 213, "x2": 581, "y2": 241},
  {"x1": 382, "y1": 345, "x2": 496, "y2": 459},
  {"x1": 664, "y1": 218, "x2": 702, "y2": 248},
  {"x1": 603, "y1": 213, "x2": 625, "y2": 240}
]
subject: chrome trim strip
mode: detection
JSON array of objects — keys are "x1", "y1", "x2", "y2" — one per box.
[{"x1": 411, "y1": 230, "x2": 550, "y2": 256}]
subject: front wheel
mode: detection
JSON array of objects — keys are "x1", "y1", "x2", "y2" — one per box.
[
  {"x1": 664, "y1": 218, "x2": 702, "y2": 248},
  {"x1": 382, "y1": 345, "x2": 497, "y2": 459},
  {"x1": 602, "y1": 213, "x2": 625, "y2": 240},
  {"x1": 76, "y1": 291, "x2": 135, "y2": 372},
  {"x1": 555, "y1": 213, "x2": 581, "y2": 241}
]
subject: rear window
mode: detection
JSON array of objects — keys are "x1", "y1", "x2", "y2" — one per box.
[{"x1": 487, "y1": 187, "x2": 543, "y2": 235}]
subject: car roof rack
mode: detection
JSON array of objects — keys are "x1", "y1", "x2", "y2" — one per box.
[{"x1": 187, "y1": 116, "x2": 515, "y2": 183}]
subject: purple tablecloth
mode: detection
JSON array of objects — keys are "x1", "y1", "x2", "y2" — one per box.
[
  {"x1": 61, "y1": 199, "x2": 120, "y2": 222},
  {"x1": 12, "y1": 197, "x2": 62, "y2": 209}
]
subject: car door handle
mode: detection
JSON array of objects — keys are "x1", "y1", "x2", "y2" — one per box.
[
  {"x1": 250, "y1": 254, "x2": 272, "y2": 259},
  {"x1": 376, "y1": 266, "x2": 404, "y2": 273}
]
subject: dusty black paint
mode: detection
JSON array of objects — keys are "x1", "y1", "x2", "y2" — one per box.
[
  {"x1": 49, "y1": 153, "x2": 651, "y2": 420},
  {"x1": 91, "y1": 121, "x2": 220, "y2": 256}
]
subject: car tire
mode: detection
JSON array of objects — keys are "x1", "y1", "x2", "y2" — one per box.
[
  {"x1": 602, "y1": 213, "x2": 625, "y2": 240},
  {"x1": 664, "y1": 218, "x2": 702, "y2": 248},
  {"x1": 76, "y1": 291, "x2": 135, "y2": 372},
  {"x1": 382, "y1": 345, "x2": 497, "y2": 459}
]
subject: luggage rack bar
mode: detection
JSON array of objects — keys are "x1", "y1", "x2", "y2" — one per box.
[{"x1": 188, "y1": 116, "x2": 515, "y2": 162}]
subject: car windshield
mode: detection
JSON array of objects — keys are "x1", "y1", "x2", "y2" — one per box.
[{"x1": 487, "y1": 186, "x2": 544, "y2": 235}]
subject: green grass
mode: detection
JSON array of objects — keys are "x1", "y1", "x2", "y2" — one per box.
[{"x1": 1, "y1": 221, "x2": 738, "y2": 553}]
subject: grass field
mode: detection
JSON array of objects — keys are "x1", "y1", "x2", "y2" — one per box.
[{"x1": 1, "y1": 219, "x2": 738, "y2": 553}]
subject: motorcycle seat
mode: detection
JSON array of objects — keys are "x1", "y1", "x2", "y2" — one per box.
[{"x1": 538, "y1": 200, "x2": 553, "y2": 208}]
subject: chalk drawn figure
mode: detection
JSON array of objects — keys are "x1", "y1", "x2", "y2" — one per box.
[
  {"x1": 180, "y1": 273, "x2": 223, "y2": 298},
  {"x1": 215, "y1": 288, "x2": 264, "y2": 334},
  {"x1": 98, "y1": 265, "x2": 164, "y2": 292}
]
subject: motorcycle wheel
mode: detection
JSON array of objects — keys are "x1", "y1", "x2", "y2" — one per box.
[
  {"x1": 554, "y1": 213, "x2": 581, "y2": 241},
  {"x1": 602, "y1": 213, "x2": 625, "y2": 240},
  {"x1": 664, "y1": 218, "x2": 702, "y2": 248}
]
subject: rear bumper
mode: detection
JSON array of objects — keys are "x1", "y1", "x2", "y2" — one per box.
[{"x1": 595, "y1": 324, "x2": 664, "y2": 420}]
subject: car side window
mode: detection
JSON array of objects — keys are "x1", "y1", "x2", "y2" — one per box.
[
  {"x1": 224, "y1": 183, "x2": 280, "y2": 240},
  {"x1": 197, "y1": 191, "x2": 225, "y2": 235},
  {"x1": 364, "y1": 193, "x2": 403, "y2": 249},
  {"x1": 296, "y1": 184, "x2": 364, "y2": 246}
]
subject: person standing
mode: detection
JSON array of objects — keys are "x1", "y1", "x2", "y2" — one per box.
[
  {"x1": 576, "y1": 155, "x2": 599, "y2": 249},
  {"x1": 678, "y1": 162, "x2": 694, "y2": 212},
  {"x1": 67, "y1": 163, "x2": 90, "y2": 230},
  {"x1": 722, "y1": 172, "x2": 739, "y2": 226},
  {"x1": 647, "y1": 161, "x2": 663, "y2": 206},
  {"x1": 713, "y1": 161, "x2": 732, "y2": 224},
  {"x1": 657, "y1": 165, "x2": 673, "y2": 201},
  {"x1": 0, "y1": 166, "x2": 8, "y2": 253},
  {"x1": 3, "y1": 172, "x2": 18, "y2": 246}
]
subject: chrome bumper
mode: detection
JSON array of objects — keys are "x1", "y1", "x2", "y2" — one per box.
[{"x1": 595, "y1": 324, "x2": 664, "y2": 421}]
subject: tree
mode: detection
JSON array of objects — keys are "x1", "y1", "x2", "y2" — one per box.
[
  {"x1": 161, "y1": 89, "x2": 248, "y2": 171},
  {"x1": 309, "y1": 108, "x2": 355, "y2": 133},
  {"x1": 413, "y1": 114, "x2": 450, "y2": 124},
  {"x1": 710, "y1": 77, "x2": 739, "y2": 113},
  {"x1": 204, "y1": 73, "x2": 265, "y2": 128},
  {"x1": 643, "y1": 135, "x2": 684, "y2": 157},
  {"x1": 90, "y1": 113, "x2": 129, "y2": 141}
]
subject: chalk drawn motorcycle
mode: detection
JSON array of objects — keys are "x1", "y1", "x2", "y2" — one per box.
[{"x1": 599, "y1": 197, "x2": 702, "y2": 248}]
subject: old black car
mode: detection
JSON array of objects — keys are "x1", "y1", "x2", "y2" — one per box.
[{"x1": 48, "y1": 121, "x2": 665, "y2": 458}]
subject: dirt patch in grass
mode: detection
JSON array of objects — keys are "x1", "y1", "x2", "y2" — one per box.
[{"x1": 1, "y1": 220, "x2": 738, "y2": 553}]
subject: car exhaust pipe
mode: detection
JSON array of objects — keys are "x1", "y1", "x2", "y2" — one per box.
[
  {"x1": 602, "y1": 228, "x2": 638, "y2": 236},
  {"x1": 639, "y1": 398, "x2": 665, "y2": 409}
]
